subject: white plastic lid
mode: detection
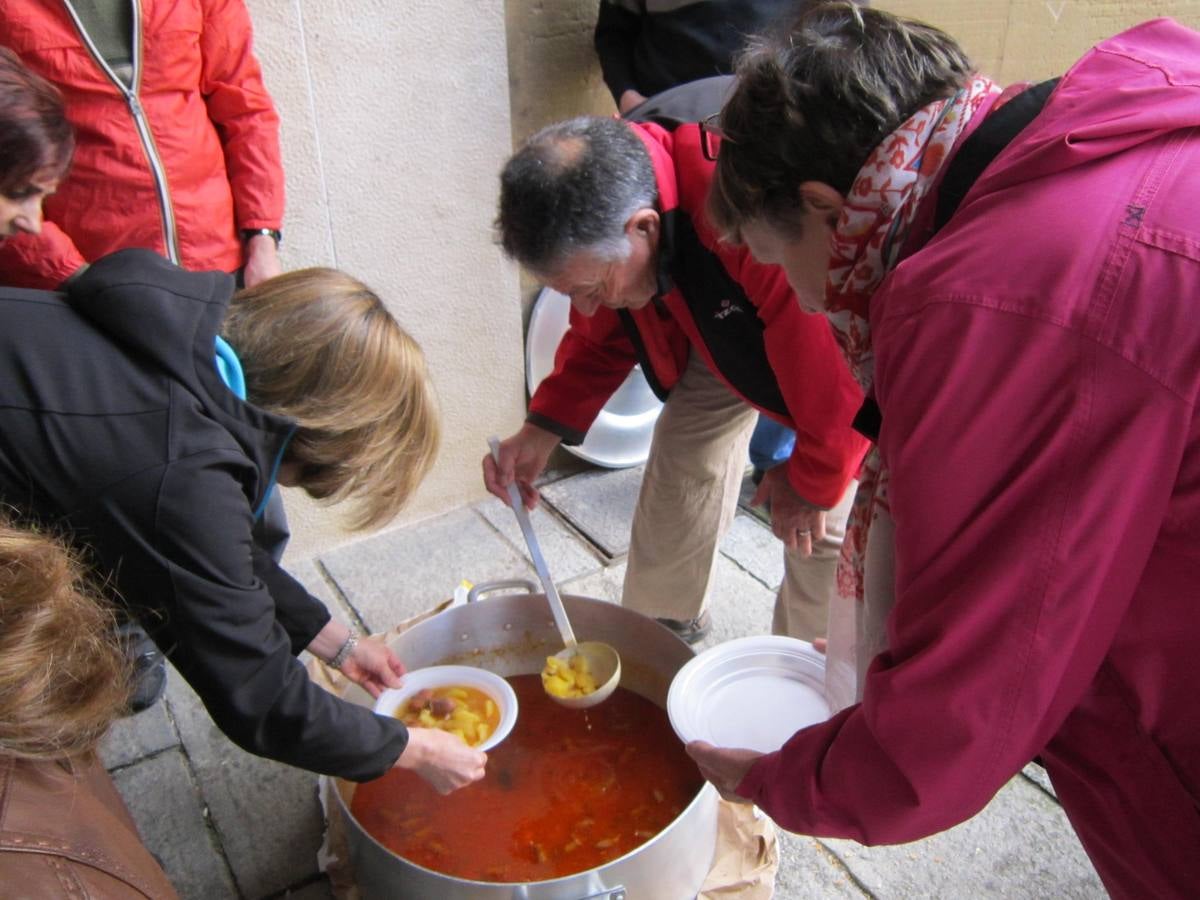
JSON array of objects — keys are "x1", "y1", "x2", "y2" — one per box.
[
  {"x1": 667, "y1": 635, "x2": 831, "y2": 753},
  {"x1": 525, "y1": 287, "x2": 663, "y2": 469}
]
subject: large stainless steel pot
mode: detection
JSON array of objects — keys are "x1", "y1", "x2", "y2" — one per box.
[{"x1": 335, "y1": 580, "x2": 719, "y2": 900}]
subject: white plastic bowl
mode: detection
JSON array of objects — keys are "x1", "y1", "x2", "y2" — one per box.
[
  {"x1": 374, "y1": 665, "x2": 518, "y2": 752},
  {"x1": 667, "y1": 636, "x2": 830, "y2": 753}
]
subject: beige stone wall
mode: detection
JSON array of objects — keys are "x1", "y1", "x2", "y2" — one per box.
[
  {"x1": 881, "y1": 1, "x2": 1199, "y2": 82},
  {"x1": 503, "y1": 0, "x2": 619, "y2": 312},
  {"x1": 505, "y1": 0, "x2": 616, "y2": 144},
  {"x1": 246, "y1": 0, "x2": 525, "y2": 561}
]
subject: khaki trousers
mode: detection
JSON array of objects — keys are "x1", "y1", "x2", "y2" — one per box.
[
  {"x1": 771, "y1": 485, "x2": 853, "y2": 641},
  {"x1": 621, "y1": 352, "x2": 853, "y2": 641}
]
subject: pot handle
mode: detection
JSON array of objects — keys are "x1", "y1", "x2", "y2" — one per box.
[
  {"x1": 509, "y1": 886, "x2": 627, "y2": 900},
  {"x1": 466, "y1": 578, "x2": 539, "y2": 604}
]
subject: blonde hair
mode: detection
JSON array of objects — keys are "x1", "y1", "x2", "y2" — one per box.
[
  {"x1": 223, "y1": 268, "x2": 440, "y2": 530},
  {"x1": 0, "y1": 518, "x2": 131, "y2": 759}
]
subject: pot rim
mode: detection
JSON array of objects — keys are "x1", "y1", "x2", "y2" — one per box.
[{"x1": 337, "y1": 586, "x2": 710, "y2": 887}]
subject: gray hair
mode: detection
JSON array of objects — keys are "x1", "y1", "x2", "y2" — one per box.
[{"x1": 495, "y1": 116, "x2": 658, "y2": 275}]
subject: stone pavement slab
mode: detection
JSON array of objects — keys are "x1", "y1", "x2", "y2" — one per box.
[
  {"x1": 475, "y1": 493, "x2": 605, "y2": 584},
  {"x1": 288, "y1": 557, "x2": 352, "y2": 619},
  {"x1": 319, "y1": 505, "x2": 533, "y2": 631},
  {"x1": 814, "y1": 773, "x2": 1103, "y2": 898},
  {"x1": 773, "y1": 833, "x2": 870, "y2": 899},
  {"x1": 100, "y1": 692, "x2": 179, "y2": 770},
  {"x1": 719, "y1": 513, "x2": 785, "y2": 592},
  {"x1": 111, "y1": 747, "x2": 238, "y2": 898},
  {"x1": 693, "y1": 551, "x2": 778, "y2": 651},
  {"x1": 163, "y1": 669, "x2": 325, "y2": 899},
  {"x1": 534, "y1": 446, "x2": 595, "y2": 486},
  {"x1": 538, "y1": 464, "x2": 644, "y2": 557},
  {"x1": 1022, "y1": 761, "x2": 1058, "y2": 799},
  {"x1": 561, "y1": 556, "x2": 628, "y2": 603}
]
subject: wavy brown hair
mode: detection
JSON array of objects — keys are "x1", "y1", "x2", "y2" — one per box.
[
  {"x1": 223, "y1": 269, "x2": 441, "y2": 530},
  {"x1": 0, "y1": 519, "x2": 131, "y2": 759},
  {"x1": 709, "y1": 1, "x2": 973, "y2": 239},
  {"x1": 0, "y1": 45, "x2": 73, "y2": 195}
]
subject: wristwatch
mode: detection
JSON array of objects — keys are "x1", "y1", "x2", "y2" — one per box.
[{"x1": 240, "y1": 227, "x2": 282, "y2": 247}]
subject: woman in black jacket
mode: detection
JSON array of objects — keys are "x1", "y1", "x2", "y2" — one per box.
[{"x1": 0, "y1": 247, "x2": 486, "y2": 792}]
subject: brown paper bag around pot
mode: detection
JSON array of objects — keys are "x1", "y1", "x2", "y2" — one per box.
[{"x1": 308, "y1": 597, "x2": 454, "y2": 900}]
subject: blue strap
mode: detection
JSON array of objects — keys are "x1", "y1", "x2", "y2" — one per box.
[
  {"x1": 214, "y1": 337, "x2": 292, "y2": 520},
  {"x1": 254, "y1": 424, "x2": 296, "y2": 521},
  {"x1": 214, "y1": 335, "x2": 246, "y2": 400}
]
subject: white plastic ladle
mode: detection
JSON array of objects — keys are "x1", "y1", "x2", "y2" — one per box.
[{"x1": 488, "y1": 437, "x2": 621, "y2": 708}]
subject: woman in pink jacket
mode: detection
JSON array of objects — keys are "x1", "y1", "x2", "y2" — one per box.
[{"x1": 689, "y1": 4, "x2": 1200, "y2": 897}]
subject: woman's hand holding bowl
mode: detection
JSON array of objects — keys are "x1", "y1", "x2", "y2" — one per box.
[
  {"x1": 395, "y1": 727, "x2": 488, "y2": 794},
  {"x1": 341, "y1": 637, "x2": 405, "y2": 698}
]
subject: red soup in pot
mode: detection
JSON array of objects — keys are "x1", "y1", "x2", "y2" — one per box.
[{"x1": 351, "y1": 674, "x2": 704, "y2": 882}]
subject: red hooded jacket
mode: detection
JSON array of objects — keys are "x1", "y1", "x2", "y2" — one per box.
[
  {"x1": 0, "y1": 0, "x2": 284, "y2": 287},
  {"x1": 528, "y1": 121, "x2": 867, "y2": 508}
]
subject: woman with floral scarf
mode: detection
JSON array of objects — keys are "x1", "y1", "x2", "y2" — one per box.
[{"x1": 686, "y1": 3, "x2": 1200, "y2": 897}]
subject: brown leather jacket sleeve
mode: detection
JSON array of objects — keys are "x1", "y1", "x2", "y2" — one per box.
[{"x1": 0, "y1": 754, "x2": 179, "y2": 898}]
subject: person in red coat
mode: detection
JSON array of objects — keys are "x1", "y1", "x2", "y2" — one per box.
[
  {"x1": 0, "y1": 0, "x2": 284, "y2": 288},
  {"x1": 692, "y1": 4, "x2": 1200, "y2": 897},
  {"x1": 486, "y1": 113, "x2": 868, "y2": 645}
]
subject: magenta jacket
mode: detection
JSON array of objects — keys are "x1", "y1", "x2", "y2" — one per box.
[{"x1": 737, "y1": 20, "x2": 1200, "y2": 898}]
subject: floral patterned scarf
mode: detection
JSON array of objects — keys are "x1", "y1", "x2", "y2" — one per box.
[{"x1": 823, "y1": 77, "x2": 999, "y2": 710}]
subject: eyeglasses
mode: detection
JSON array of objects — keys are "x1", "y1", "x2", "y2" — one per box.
[{"x1": 699, "y1": 113, "x2": 731, "y2": 162}]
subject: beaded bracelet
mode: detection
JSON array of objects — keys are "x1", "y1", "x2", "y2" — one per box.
[{"x1": 328, "y1": 630, "x2": 359, "y2": 671}]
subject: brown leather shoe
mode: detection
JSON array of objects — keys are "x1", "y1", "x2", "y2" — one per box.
[{"x1": 655, "y1": 610, "x2": 712, "y2": 643}]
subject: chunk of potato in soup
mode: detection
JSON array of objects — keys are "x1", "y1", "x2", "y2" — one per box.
[
  {"x1": 394, "y1": 684, "x2": 500, "y2": 747},
  {"x1": 541, "y1": 652, "x2": 597, "y2": 698}
]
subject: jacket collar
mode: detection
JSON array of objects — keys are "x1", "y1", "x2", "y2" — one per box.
[{"x1": 67, "y1": 249, "x2": 295, "y2": 509}]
